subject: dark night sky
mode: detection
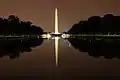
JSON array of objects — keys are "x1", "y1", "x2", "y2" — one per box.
[{"x1": 0, "y1": 0, "x2": 120, "y2": 32}]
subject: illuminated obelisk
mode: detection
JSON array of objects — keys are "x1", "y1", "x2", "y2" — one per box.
[
  {"x1": 55, "y1": 8, "x2": 59, "y2": 66},
  {"x1": 55, "y1": 8, "x2": 59, "y2": 34}
]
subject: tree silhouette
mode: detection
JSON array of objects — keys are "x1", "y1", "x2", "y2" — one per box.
[
  {"x1": 68, "y1": 14, "x2": 120, "y2": 34},
  {"x1": 0, "y1": 15, "x2": 43, "y2": 35}
]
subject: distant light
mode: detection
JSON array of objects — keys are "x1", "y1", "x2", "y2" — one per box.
[
  {"x1": 37, "y1": 36, "x2": 39, "y2": 38},
  {"x1": 61, "y1": 34, "x2": 70, "y2": 38},
  {"x1": 54, "y1": 32, "x2": 60, "y2": 34},
  {"x1": 61, "y1": 34, "x2": 66, "y2": 38},
  {"x1": 41, "y1": 34, "x2": 51, "y2": 39},
  {"x1": 47, "y1": 34, "x2": 51, "y2": 39}
]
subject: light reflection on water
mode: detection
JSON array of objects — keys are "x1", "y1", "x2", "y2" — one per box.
[{"x1": 0, "y1": 37, "x2": 119, "y2": 78}]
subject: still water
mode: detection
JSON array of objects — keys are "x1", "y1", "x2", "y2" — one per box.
[{"x1": 0, "y1": 38, "x2": 120, "y2": 78}]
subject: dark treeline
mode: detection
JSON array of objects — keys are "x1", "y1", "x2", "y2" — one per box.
[
  {"x1": 68, "y1": 14, "x2": 120, "y2": 34},
  {"x1": 0, "y1": 38, "x2": 43, "y2": 59},
  {"x1": 0, "y1": 15, "x2": 43, "y2": 35},
  {"x1": 68, "y1": 38, "x2": 120, "y2": 59}
]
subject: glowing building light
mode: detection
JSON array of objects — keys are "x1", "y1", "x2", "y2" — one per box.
[
  {"x1": 55, "y1": 8, "x2": 59, "y2": 34},
  {"x1": 47, "y1": 34, "x2": 51, "y2": 39},
  {"x1": 41, "y1": 34, "x2": 51, "y2": 39}
]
